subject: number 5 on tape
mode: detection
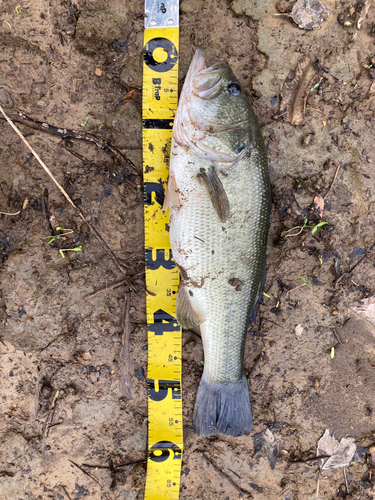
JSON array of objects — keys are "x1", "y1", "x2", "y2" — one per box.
[{"x1": 143, "y1": 1, "x2": 182, "y2": 499}]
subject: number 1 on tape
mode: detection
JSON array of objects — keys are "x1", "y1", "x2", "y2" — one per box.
[{"x1": 143, "y1": 1, "x2": 182, "y2": 499}]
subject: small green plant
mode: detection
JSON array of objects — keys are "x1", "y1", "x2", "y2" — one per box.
[
  {"x1": 59, "y1": 246, "x2": 82, "y2": 258},
  {"x1": 43, "y1": 227, "x2": 73, "y2": 245},
  {"x1": 294, "y1": 276, "x2": 313, "y2": 293},
  {"x1": 330, "y1": 347, "x2": 335, "y2": 359},
  {"x1": 284, "y1": 218, "x2": 328, "y2": 237},
  {"x1": 81, "y1": 117, "x2": 89, "y2": 127},
  {"x1": 263, "y1": 292, "x2": 270, "y2": 299}
]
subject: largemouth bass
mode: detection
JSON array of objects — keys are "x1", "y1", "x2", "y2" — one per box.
[{"x1": 165, "y1": 49, "x2": 271, "y2": 437}]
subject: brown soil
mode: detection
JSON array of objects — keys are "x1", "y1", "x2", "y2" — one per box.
[{"x1": 1, "y1": 0, "x2": 375, "y2": 499}]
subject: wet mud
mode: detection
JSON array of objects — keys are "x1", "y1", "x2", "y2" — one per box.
[{"x1": 1, "y1": 0, "x2": 375, "y2": 498}]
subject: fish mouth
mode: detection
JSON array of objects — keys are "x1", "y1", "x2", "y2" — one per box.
[{"x1": 186, "y1": 49, "x2": 228, "y2": 99}]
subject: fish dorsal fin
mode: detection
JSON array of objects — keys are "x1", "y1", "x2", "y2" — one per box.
[
  {"x1": 176, "y1": 284, "x2": 204, "y2": 329},
  {"x1": 198, "y1": 165, "x2": 230, "y2": 222}
]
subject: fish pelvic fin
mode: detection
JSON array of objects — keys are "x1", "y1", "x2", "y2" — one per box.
[
  {"x1": 193, "y1": 376, "x2": 253, "y2": 437},
  {"x1": 197, "y1": 165, "x2": 230, "y2": 222},
  {"x1": 175, "y1": 284, "x2": 204, "y2": 329}
]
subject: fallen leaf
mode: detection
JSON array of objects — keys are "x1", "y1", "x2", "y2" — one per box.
[
  {"x1": 123, "y1": 89, "x2": 135, "y2": 100},
  {"x1": 280, "y1": 55, "x2": 317, "y2": 125},
  {"x1": 313, "y1": 195, "x2": 324, "y2": 218},
  {"x1": 295, "y1": 324, "x2": 304, "y2": 336},
  {"x1": 264, "y1": 429, "x2": 278, "y2": 469},
  {"x1": 317, "y1": 429, "x2": 356, "y2": 470},
  {"x1": 253, "y1": 428, "x2": 278, "y2": 469},
  {"x1": 349, "y1": 296, "x2": 375, "y2": 329},
  {"x1": 95, "y1": 67, "x2": 102, "y2": 76},
  {"x1": 289, "y1": 0, "x2": 330, "y2": 30}
]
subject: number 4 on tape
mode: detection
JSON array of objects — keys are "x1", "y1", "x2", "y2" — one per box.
[{"x1": 143, "y1": 1, "x2": 182, "y2": 499}]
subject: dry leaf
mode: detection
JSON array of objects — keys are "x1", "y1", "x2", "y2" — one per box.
[
  {"x1": 349, "y1": 296, "x2": 375, "y2": 329},
  {"x1": 313, "y1": 195, "x2": 324, "y2": 218},
  {"x1": 264, "y1": 429, "x2": 278, "y2": 469},
  {"x1": 123, "y1": 89, "x2": 135, "y2": 100},
  {"x1": 290, "y1": 0, "x2": 330, "y2": 30},
  {"x1": 95, "y1": 67, "x2": 102, "y2": 76},
  {"x1": 295, "y1": 324, "x2": 304, "y2": 336},
  {"x1": 317, "y1": 429, "x2": 356, "y2": 470},
  {"x1": 280, "y1": 55, "x2": 316, "y2": 125},
  {"x1": 253, "y1": 429, "x2": 278, "y2": 469}
]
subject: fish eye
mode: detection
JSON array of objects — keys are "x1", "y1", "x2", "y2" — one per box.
[{"x1": 227, "y1": 82, "x2": 241, "y2": 95}]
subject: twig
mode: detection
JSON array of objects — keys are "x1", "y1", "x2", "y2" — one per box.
[
  {"x1": 262, "y1": 318, "x2": 288, "y2": 331},
  {"x1": 114, "y1": 459, "x2": 147, "y2": 469},
  {"x1": 344, "y1": 467, "x2": 349, "y2": 494},
  {"x1": 182, "y1": 328, "x2": 201, "y2": 340},
  {"x1": 0, "y1": 106, "x2": 127, "y2": 275},
  {"x1": 68, "y1": 460, "x2": 103, "y2": 489},
  {"x1": 61, "y1": 485, "x2": 72, "y2": 500},
  {"x1": 6, "y1": 111, "x2": 138, "y2": 174},
  {"x1": 324, "y1": 163, "x2": 341, "y2": 200},
  {"x1": 88, "y1": 279, "x2": 129, "y2": 298},
  {"x1": 43, "y1": 390, "x2": 59, "y2": 437},
  {"x1": 333, "y1": 327, "x2": 343, "y2": 345},
  {"x1": 200, "y1": 452, "x2": 250, "y2": 497},
  {"x1": 59, "y1": 142, "x2": 90, "y2": 164},
  {"x1": 0, "y1": 210, "x2": 20, "y2": 215},
  {"x1": 120, "y1": 292, "x2": 134, "y2": 399},
  {"x1": 291, "y1": 455, "x2": 330, "y2": 464}
]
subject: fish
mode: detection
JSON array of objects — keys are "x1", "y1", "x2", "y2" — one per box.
[{"x1": 164, "y1": 48, "x2": 271, "y2": 437}]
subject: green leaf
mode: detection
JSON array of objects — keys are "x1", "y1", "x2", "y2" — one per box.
[
  {"x1": 263, "y1": 292, "x2": 270, "y2": 298},
  {"x1": 311, "y1": 221, "x2": 328, "y2": 235},
  {"x1": 330, "y1": 347, "x2": 335, "y2": 359}
]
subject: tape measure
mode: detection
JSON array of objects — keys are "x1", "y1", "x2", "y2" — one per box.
[{"x1": 142, "y1": 1, "x2": 182, "y2": 499}]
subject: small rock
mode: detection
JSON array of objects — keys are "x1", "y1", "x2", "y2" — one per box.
[
  {"x1": 82, "y1": 351, "x2": 92, "y2": 361},
  {"x1": 90, "y1": 372, "x2": 99, "y2": 383},
  {"x1": 0, "y1": 88, "x2": 14, "y2": 108},
  {"x1": 95, "y1": 67, "x2": 102, "y2": 76}
]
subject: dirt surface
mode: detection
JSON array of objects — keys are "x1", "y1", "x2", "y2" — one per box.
[{"x1": 1, "y1": 0, "x2": 375, "y2": 499}]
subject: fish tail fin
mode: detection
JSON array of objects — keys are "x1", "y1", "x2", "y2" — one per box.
[{"x1": 193, "y1": 376, "x2": 253, "y2": 437}]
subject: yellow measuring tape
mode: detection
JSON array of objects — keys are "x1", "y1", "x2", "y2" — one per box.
[{"x1": 142, "y1": 2, "x2": 182, "y2": 498}]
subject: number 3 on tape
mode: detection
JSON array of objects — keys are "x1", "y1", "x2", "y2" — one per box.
[{"x1": 143, "y1": 1, "x2": 182, "y2": 499}]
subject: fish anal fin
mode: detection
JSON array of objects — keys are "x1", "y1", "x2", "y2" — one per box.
[
  {"x1": 176, "y1": 284, "x2": 203, "y2": 329},
  {"x1": 198, "y1": 165, "x2": 230, "y2": 222}
]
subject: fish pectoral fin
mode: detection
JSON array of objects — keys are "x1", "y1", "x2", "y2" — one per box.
[
  {"x1": 162, "y1": 174, "x2": 181, "y2": 213},
  {"x1": 176, "y1": 284, "x2": 204, "y2": 329},
  {"x1": 198, "y1": 165, "x2": 230, "y2": 222}
]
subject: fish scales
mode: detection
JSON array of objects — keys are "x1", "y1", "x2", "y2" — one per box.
[{"x1": 166, "y1": 48, "x2": 271, "y2": 437}]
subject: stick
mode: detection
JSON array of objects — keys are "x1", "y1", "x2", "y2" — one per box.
[
  {"x1": 200, "y1": 452, "x2": 250, "y2": 497},
  {"x1": 324, "y1": 164, "x2": 341, "y2": 200},
  {"x1": 333, "y1": 327, "x2": 343, "y2": 345},
  {"x1": 68, "y1": 460, "x2": 104, "y2": 490},
  {"x1": 88, "y1": 279, "x2": 129, "y2": 298},
  {"x1": 120, "y1": 292, "x2": 134, "y2": 399},
  {"x1": 344, "y1": 467, "x2": 349, "y2": 493},
  {"x1": 0, "y1": 105, "x2": 127, "y2": 275},
  {"x1": 43, "y1": 390, "x2": 59, "y2": 437},
  {"x1": 6, "y1": 111, "x2": 138, "y2": 174}
]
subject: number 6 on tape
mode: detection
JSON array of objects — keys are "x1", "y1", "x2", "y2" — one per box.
[{"x1": 143, "y1": 1, "x2": 182, "y2": 499}]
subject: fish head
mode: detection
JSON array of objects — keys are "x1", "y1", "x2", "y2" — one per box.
[{"x1": 174, "y1": 49, "x2": 256, "y2": 162}]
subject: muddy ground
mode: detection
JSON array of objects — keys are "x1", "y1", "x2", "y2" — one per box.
[{"x1": 1, "y1": 0, "x2": 375, "y2": 498}]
